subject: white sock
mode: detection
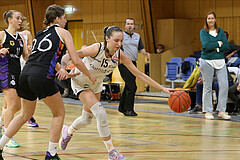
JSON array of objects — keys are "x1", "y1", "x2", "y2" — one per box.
[
  {"x1": 48, "y1": 141, "x2": 58, "y2": 156},
  {"x1": 2, "y1": 107, "x2": 6, "y2": 112},
  {"x1": 103, "y1": 139, "x2": 114, "y2": 152},
  {"x1": 0, "y1": 134, "x2": 10, "y2": 149},
  {"x1": 68, "y1": 126, "x2": 77, "y2": 135}
]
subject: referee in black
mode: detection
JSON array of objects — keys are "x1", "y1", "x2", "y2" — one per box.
[{"x1": 118, "y1": 18, "x2": 150, "y2": 116}]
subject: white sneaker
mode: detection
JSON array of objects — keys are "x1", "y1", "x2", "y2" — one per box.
[
  {"x1": 218, "y1": 112, "x2": 231, "y2": 120},
  {"x1": 205, "y1": 112, "x2": 214, "y2": 120}
]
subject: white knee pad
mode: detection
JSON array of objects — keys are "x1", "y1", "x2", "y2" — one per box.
[
  {"x1": 71, "y1": 109, "x2": 93, "y2": 130},
  {"x1": 90, "y1": 102, "x2": 110, "y2": 137}
]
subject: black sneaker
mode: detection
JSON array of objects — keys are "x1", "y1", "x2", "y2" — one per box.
[
  {"x1": 0, "y1": 149, "x2": 3, "y2": 160},
  {"x1": 124, "y1": 111, "x2": 138, "y2": 116},
  {"x1": 188, "y1": 105, "x2": 202, "y2": 114},
  {"x1": 45, "y1": 151, "x2": 61, "y2": 160}
]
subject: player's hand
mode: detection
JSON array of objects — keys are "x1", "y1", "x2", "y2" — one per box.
[
  {"x1": 162, "y1": 88, "x2": 178, "y2": 94},
  {"x1": 66, "y1": 67, "x2": 80, "y2": 78},
  {"x1": 198, "y1": 77, "x2": 203, "y2": 84},
  {"x1": 0, "y1": 48, "x2": 9, "y2": 55},
  {"x1": 56, "y1": 68, "x2": 68, "y2": 81},
  {"x1": 237, "y1": 84, "x2": 240, "y2": 92}
]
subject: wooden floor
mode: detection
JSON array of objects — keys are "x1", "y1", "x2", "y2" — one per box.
[{"x1": 1, "y1": 95, "x2": 240, "y2": 160}]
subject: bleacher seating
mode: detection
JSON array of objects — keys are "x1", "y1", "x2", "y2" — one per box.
[
  {"x1": 165, "y1": 62, "x2": 178, "y2": 80},
  {"x1": 181, "y1": 57, "x2": 196, "y2": 80},
  {"x1": 165, "y1": 57, "x2": 197, "y2": 88},
  {"x1": 170, "y1": 57, "x2": 182, "y2": 74}
]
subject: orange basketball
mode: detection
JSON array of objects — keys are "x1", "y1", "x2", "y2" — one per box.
[{"x1": 168, "y1": 90, "x2": 191, "y2": 113}]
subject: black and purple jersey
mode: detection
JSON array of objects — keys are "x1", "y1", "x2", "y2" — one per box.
[
  {"x1": 21, "y1": 25, "x2": 66, "y2": 79},
  {"x1": 0, "y1": 30, "x2": 23, "y2": 76}
]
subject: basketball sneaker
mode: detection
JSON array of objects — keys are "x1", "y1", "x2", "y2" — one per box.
[
  {"x1": 218, "y1": 112, "x2": 231, "y2": 120},
  {"x1": 44, "y1": 151, "x2": 61, "y2": 160},
  {"x1": 108, "y1": 149, "x2": 126, "y2": 160},
  {"x1": 59, "y1": 125, "x2": 72, "y2": 150},
  {"x1": 205, "y1": 112, "x2": 214, "y2": 120},
  {"x1": 188, "y1": 104, "x2": 202, "y2": 114},
  {"x1": 27, "y1": 117, "x2": 39, "y2": 127},
  {"x1": 6, "y1": 137, "x2": 20, "y2": 148}
]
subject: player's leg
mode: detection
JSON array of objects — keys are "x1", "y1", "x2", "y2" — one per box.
[
  {"x1": 42, "y1": 92, "x2": 64, "y2": 159},
  {"x1": 2, "y1": 88, "x2": 21, "y2": 147},
  {"x1": 0, "y1": 98, "x2": 36, "y2": 159}
]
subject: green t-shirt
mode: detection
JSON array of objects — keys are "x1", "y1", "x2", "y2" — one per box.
[{"x1": 200, "y1": 27, "x2": 229, "y2": 60}]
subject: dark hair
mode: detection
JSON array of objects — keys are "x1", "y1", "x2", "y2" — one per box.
[
  {"x1": 103, "y1": 26, "x2": 123, "y2": 53},
  {"x1": 157, "y1": 44, "x2": 164, "y2": 49},
  {"x1": 3, "y1": 10, "x2": 19, "y2": 25},
  {"x1": 43, "y1": 4, "x2": 65, "y2": 27},
  {"x1": 204, "y1": 11, "x2": 219, "y2": 33},
  {"x1": 224, "y1": 31, "x2": 229, "y2": 39},
  {"x1": 125, "y1": 18, "x2": 135, "y2": 25}
]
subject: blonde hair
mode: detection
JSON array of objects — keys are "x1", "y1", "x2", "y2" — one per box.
[
  {"x1": 3, "y1": 10, "x2": 19, "y2": 25},
  {"x1": 19, "y1": 15, "x2": 29, "y2": 31}
]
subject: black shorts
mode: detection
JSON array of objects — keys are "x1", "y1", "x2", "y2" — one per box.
[
  {"x1": 0, "y1": 74, "x2": 19, "y2": 91},
  {"x1": 17, "y1": 75, "x2": 59, "y2": 101}
]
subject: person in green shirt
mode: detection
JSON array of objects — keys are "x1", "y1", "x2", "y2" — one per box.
[{"x1": 200, "y1": 11, "x2": 231, "y2": 120}]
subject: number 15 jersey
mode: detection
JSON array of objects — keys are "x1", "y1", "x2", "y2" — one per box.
[{"x1": 21, "y1": 25, "x2": 66, "y2": 79}]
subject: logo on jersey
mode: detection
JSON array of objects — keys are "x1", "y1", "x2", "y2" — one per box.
[
  {"x1": 19, "y1": 40, "x2": 23, "y2": 47},
  {"x1": 134, "y1": 36, "x2": 138, "y2": 41},
  {"x1": 112, "y1": 56, "x2": 119, "y2": 63},
  {"x1": 10, "y1": 40, "x2": 15, "y2": 46},
  {"x1": 10, "y1": 80, "x2": 16, "y2": 86},
  {"x1": 108, "y1": 65, "x2": 115, "y2": 69}
]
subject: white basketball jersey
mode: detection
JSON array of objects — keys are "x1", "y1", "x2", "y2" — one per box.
[{"x1": 73, "y1": 42, "x2": 120, "y2": 83}]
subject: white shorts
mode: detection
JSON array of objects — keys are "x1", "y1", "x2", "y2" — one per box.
[{"x1": 71, "y1": 75, "x2": 103, "y2": 96}]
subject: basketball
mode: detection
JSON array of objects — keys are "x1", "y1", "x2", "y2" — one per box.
[{"x1": 168, "y1": 90, "x2": 191, "y2": 113}]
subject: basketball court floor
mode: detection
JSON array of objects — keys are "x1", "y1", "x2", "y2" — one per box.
[{"x1": 1, "y1": 95, "x2": 240, "y2": 160}]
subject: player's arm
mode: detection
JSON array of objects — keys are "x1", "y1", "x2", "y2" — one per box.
[
  {"x1": 0, "y1": 31, "x2": 9, "y2": 56},
  {"x1": 61, "y1": 43, "x2": 99, "y2": 69},
  {"x1": 119, "y1": 50, "x2": 175, "y2": 94},
  {"x1": 19, "y1": 34, "x2": 28, "y2": 61},
  {"x1": 26, "y1": 30, "x2": 33, "y2": 54},
  {"x1": 56, "y1": 28, "x2": 96, "y2": 83},
  {"x1": 76, "y1": 43, "x2": 100, "y2": 58}
]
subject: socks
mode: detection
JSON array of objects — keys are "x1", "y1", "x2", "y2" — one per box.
[
  {"x1": 0, "y1": 134, "x2": 10, "y2": 149},
  {"x1": 68, "y1": 126, "x2": 77, "y2": 135},
  {"x1": 103, "y1": 139, "x2": 114, "y2": 152},
  {"x1": 48, "y1": 141, "x2": 58, "y2": 156}
]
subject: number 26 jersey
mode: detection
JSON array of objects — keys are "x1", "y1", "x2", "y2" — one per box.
[{"x1": 21, "y1": 24, "x2": 66, "y2": 79}]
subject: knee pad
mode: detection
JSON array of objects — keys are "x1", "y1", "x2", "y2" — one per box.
[
  {"x1": 90, "y1": 102, "x2": 110, "y2": 137},
  {"x1": 72, "y1": 109, "x2": 93, "y2": 130}
]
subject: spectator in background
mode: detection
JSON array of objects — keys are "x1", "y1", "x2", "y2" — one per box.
[
  {"x1": 200, "y1": 11, "x2": 230, "y2": 120},
  {"x1": 223, "y1": 31, "x2": 240, "y2": 59},
  {"x1": 189, "y1": 69, "x2": 234, "y2": 114},
  {"x1": 118, "y1": 18, "x2": 150, "y2": 116},
  {"x1": 156, "y1": 44, "x2": 165, "y2": 54},
  {"x1": 228, "y1": 67, "x2": 240, "y2": 112}
]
